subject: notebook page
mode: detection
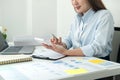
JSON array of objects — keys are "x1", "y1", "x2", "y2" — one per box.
[{"x1": 33, "y1": 47, "x2": 65, "y2": 60}]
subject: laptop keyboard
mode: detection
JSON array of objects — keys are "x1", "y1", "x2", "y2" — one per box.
[{"x1": 4, "y1": 46, "x2": 23, "y2": 52}]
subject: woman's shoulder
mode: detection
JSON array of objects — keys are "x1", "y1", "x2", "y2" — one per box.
[
  {"x1": 95, "y1": 9, "x2": 113, "y2": 19},
  {"x1": 96, "y1": 9, "x2": 112, "y2": 16}
]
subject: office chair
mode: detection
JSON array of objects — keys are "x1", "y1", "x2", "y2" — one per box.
[
  {"x1": 117, "y1": 45, "x2": 120, "y2": 63},
  {"x1": 114, "y1": 27, "x2": 120, "y2": 80}
]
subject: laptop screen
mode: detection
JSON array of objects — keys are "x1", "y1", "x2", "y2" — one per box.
[{"x1": 0, "y1": 31, "x2": 8, "y2": 51}]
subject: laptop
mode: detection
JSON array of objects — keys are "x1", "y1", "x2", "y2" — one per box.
[{"x1": 0, "y1": 31, "x2": 35, "y2": 55}]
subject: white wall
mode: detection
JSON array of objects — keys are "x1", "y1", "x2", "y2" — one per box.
[
  {"x1": 103, "y1": 0, "x2": 120, "y2": 27},
  {"x1": 57, "y1": 0, "x2": 120, "y2": 37},
  {"x1": 32, "y1": 0, "x2": 57, "y2": 39},
  {"x1": 0, "y1": 0, "x2": 27, "y2": 41},
  {"x1": 0, "y1": 2, "x2": 3, "y2": 24},
  {"x1": 0, "y1": 0, "x2": 57, "y2": 41},
  {"x1": 1, "y1": 0, "x2": 119, "y2": 41},
  {"x1": 57, "y1": 0, "x2": 75, "y2": 37}
]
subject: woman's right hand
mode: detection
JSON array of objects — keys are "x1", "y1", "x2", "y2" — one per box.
[
  {"x1": 50, "y1": 36, "x2": 67, "y2": 49},
  {"x1": 50, "y1": 37, "x2": 62, "y2": 45}
]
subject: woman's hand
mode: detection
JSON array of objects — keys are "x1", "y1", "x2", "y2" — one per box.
[
  {"x1": 51, "y1": 36, "x2": 62, "y2": 45},
  {"x1": 42, "y1": 43, "x2": 85, "y2": 56},
  {"x1": 41, "y1": 43, "x2": 53, "y2": 50},
  {"x1": 51, "y1": 44, "x2": 67, "y2": 55},
  {"x1": 50, "y1": 36, "x2": 67, "y2": 49},
  {"x1": 42, "y1": 35, "x2": 67, "y2": 54},
  {"x1": 42, "y1": 43, "x2": 68, "y2": 55}
]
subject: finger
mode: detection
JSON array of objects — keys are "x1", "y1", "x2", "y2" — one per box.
[
  {"x1": 41, "y1": 43, "x2": 49, "y2": 48},
  {"x1": 42, "y1": 43, "x2": 52, "y2": 49},
  {"x1": 51, "y1": 38, "x2": 58, "y2": 44},
  {"x1": 50, "y1": 38, "x2": 54, "y2": 43},
  {"x1": 50, "y1": 37, "x2": 58, "y2": 44},
  {"x1": 51, "y1": 44, "x2": 57, "y2": 50},
  {"x1": 41, "y1": 43, "x2": 48, "y2": 46},
  {"x1": 54, "y1": 38, "x2": 58, "y2": 44},
  {"x1": 58, "y1": 37, "x2": 62, "y2": 43},
  {"x1": 51, "y1": 38, "x2": 54, "y2": 42}
]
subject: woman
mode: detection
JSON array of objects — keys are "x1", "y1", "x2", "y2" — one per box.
[
  {"x1": 43, "y1": 0, "x2": 114, "y2": 60},
  {"x1": 43, "y1": 1, "x2": 114, "y2": 79}
]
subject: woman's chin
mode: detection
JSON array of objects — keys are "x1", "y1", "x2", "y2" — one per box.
[{"x1": 76, "y1": 11, "x2": 82, "y2": 14}]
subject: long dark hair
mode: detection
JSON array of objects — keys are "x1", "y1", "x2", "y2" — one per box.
[{"x1": 88, "y1": 0, "x2": 106, "y2": 12}]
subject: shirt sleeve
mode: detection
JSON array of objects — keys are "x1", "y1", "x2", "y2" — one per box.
[
  {"x1": 81, "y1": 11, "x2": 114, "y2": 57},
  {"x1": 63, "y1": 26, "x2": 72, "y2": 49},
  {"x1": 63, "y1": 17, "x2": 77, "y2": 49}
]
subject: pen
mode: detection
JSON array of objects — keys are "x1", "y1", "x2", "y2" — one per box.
[{"x1": 51, "y1": 34, "x2": 57, "y2": 39}]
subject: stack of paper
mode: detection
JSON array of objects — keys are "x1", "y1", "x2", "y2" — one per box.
[{"x1": 13, "y1": 35, "x2": 44, "y2": 46}]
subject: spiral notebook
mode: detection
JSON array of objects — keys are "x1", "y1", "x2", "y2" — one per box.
[{"x1": 0, "y1": 55, "x2": 32, "y2": 65}]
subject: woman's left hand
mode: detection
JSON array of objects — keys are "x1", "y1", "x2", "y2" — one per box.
[{"x1": 42, "y1": 43, "x2": 67, "y2": 55}]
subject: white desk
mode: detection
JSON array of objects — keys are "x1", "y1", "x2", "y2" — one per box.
[{"x1": 0, "y1": 48, "x2": 120, "y2": 80}]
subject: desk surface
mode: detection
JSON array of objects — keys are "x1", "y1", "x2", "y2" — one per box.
[{"x1": 0, "y1": 47, "x2": 120, "y2": 80}]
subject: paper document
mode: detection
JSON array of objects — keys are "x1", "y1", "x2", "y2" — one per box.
[
  {"x1": 13, "y1": 35, "x2": 45, "y2": 46},
  {"x1": 32, "y1": 47, "x2": 66, "y2": 60}
]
